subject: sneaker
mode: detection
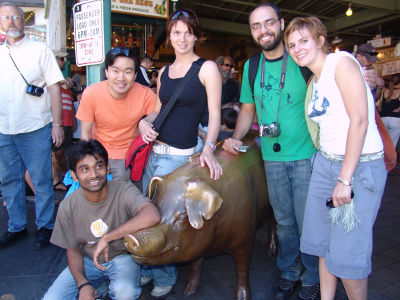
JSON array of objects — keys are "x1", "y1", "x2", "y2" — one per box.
[
  {"x1": 0, "y1": 228, "x2": 28, "y2": 248},
  {"x1": 273, "y1": 277, "x2": 299, "y2": 300},
  {"x1": 34, "y1": 228, "x2": 52, "y2": 250},
  {"x1": 151, "y1": 285, "x2": 173, "y2": 298},
  {"x1": 298, "y1": 284, "x2": 320, "y2": 300},
  {"x1": 140, "y1": 276, "x2": 152, "y2": 286}
]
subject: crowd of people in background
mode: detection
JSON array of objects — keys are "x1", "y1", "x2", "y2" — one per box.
[{"x1": 1, "y1": 1, "x2": 399, "y2": 300}]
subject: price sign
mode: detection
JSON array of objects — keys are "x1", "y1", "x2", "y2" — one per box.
[{"x1": 73, "y1": 0, "x2": 104, "y2": 67}]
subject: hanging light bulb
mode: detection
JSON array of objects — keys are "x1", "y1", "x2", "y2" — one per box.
[{"x1": 346, "y1": 3, "x2": 353, "y2": 16}]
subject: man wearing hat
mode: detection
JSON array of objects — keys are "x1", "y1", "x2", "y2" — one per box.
[
  {"x1": 356, "y1": 43, "x2": 379, "y2": 67},
  {"x1": 0, "y1": 2, "x2": 64, "y2": 249}
]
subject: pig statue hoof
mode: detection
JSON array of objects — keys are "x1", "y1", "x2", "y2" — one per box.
[
  {"x1": 268, "y1": 240, "x2": 278, "y2": 259},
  {"x1": 183, "y1": 277, "x2": 200, "y2": 296}
]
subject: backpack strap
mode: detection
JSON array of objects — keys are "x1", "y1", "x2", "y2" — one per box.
[
  {"x1": 300, "y1": 66, "x2": 313, "y2": 84},
  {"x1": 248, "y1": 53, "x2": 261, "y2": 100}
]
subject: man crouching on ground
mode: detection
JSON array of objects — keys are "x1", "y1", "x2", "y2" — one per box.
[{"x1": 43, "y1": 140, "x2": 160, "y2": 300}]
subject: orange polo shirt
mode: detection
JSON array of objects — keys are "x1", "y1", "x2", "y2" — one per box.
[{"x1": 77, "y1": 81, "x2": 156, "y2": 159}]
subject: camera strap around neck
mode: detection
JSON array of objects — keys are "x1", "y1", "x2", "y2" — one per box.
[
  {"x1": 257, "y1": 48, "x2": 288, "y2": 126},
  {"x1": 9, "y1": 53, "x2": 45, "y2": 88}
]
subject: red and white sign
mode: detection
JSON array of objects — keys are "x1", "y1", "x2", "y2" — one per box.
[{"x1": 73, "y1": 0, "x2": 104, "y2": 67}]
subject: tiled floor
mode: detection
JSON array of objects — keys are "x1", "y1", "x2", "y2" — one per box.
[{"x1": 0, "y1": 167, "x2": 399, "y2": 299}]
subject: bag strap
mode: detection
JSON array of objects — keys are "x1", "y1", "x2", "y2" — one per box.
[{"x1": 153, "y1": 58, "x2": 205, "y2": 131}]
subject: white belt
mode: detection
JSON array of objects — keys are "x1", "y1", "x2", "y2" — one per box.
[{"x1": 152, "y1": 143, "x2": 196, "y2": 156}]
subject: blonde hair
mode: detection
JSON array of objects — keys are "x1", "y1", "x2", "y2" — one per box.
[{"x1": 284, "y1": 16, "x2": 331, "y2": 54}]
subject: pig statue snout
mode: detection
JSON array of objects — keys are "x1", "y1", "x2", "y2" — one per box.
[{"x1": 125, "y1": 224, "x2": 168, "y2": 257}]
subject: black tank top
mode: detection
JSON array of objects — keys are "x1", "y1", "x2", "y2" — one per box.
[
  {"x1": 157, "y1": 58, "x2": 207, "y2": 149},
  {"x1": 380, "y1": 97, "x2": 400, "y2": 118}
]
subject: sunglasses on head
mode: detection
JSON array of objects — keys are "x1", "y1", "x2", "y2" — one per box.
[
  {"x1": 110, "y1": 47, "x2": 132, "y2": 57},
  {"x1": 222, "y1": 63, "x2": 233, "y2": 68},
  {"x1": 171, "y1": 10, "x2": 190, "y2": 21}
]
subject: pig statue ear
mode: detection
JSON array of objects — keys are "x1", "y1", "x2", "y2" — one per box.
[
  {"x1": 184, "y1": 177, "x2": 223, "y2": 229},
  {"x1": 148, "y1": 176, "x2": 164, "y2": 199}
]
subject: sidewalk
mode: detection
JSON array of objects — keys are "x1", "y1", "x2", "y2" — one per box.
[{"x1": 0, "y1": 167, "x2": 399, "y2": 299}]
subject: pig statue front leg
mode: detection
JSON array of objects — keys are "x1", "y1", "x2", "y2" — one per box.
[
  {"x1": 232, "y1": 246, "x2": 252, "y2": 300},
  {"x1": 183, "y1": 257, "x2": 204, "y2": 296}
]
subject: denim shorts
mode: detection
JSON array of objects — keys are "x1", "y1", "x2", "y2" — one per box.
[{"x1": 301, "y1": 152, "x2": 387, "y2": 279}]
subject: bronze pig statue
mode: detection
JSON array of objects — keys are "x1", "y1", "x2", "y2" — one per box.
[{"x1": 125, "y1": 136, "x2": 276, "y2": 300}]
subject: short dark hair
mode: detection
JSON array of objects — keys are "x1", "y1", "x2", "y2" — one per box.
[
  {"x1": 249, "y1": 2, "x2": 282, "y2": 23},
  {"x1": 221, "y1": 108, "x2": 238, "y2": 130},
  {"x1": 68, "y1": 140, "x2": 108, "y2": 173},
  {"x1": 166, "y1": 9, "x2": 202, "y2": 47},
  {"x1": 105, "y1": 47, "x2": 139, "y2": 73}
]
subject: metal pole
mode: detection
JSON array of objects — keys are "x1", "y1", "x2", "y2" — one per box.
[{"x1": 86, "y1": 0, "x2": 111, "y2": 86}]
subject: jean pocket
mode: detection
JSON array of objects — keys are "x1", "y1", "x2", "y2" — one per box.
[{"x1": 356, "y1": 165, "x2": 377, "y2": 193}]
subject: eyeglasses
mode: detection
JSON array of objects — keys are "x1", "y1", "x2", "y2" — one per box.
[
  {"x1": 250, "y1": 18, "x2": 280, "y2": 31},
  {"x1": 222, "y1": 63, "x2": 233, "y2": 68},
  {"x1": 56, "y1": 57, "x2": 66, "y2": 62},
  {"x1": 110, "y1": 47, "x2": 132, "y2": 57},
  {"x1": 171, "y1": 10, "x2": 190, "y2": 21},
  {"x1": 326, "y1": 190, "x2": 354, "y2": 208},
  {"x1": 1, "y1": 15, "x2": 22, "y2": 22}
]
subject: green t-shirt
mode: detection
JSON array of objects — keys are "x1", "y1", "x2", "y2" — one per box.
[{"x1": 240, "y1": 53, "x2": 316, "y2": 161}]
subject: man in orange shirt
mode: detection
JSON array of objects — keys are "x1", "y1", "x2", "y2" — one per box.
[{"x1": 77, "y1": 48, "x2": 156, "y2": 181}]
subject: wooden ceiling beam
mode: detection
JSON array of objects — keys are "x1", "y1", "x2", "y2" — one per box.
[
  {"x1": 326, "y1": 9, "x2": 396, "y2": 31},
  {"x1": 199, "y1": 17, "x2": 250, "y2": 35}
]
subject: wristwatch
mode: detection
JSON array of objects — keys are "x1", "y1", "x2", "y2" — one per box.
[{"x1": 205, "y1": 141, "x2": 216, "y2": 151}]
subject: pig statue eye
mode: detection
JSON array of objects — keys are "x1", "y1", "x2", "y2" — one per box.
[{"x1": 172, "y1": 213, "x2": 188, "y2": 229}]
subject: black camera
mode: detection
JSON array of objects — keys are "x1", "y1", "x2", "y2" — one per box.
[
  {"x1": 26, "y1": 84, "x2": 44, "y2": 97},
  {"x1": 259, "y1": 122, "x2": 281, "y2": 137}
]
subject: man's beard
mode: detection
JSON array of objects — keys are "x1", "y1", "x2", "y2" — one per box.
[
  {"x1": 256, "y1": 30, "x2": 283, "y2": 52},
  {"x1": 7, "y1": 29, "x2": 23, "y2": 38},
  {"x1": 221, "y1": 70, "x2": 232, "y2": 80}
]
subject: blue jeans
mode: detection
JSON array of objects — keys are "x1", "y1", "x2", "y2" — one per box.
[
  {"x1": 0, "y1": 124, "x2": 54, "y2": 232},
  {"x1": 264, "y1": 159, "x2": 319, "y2": 286},
  {"x1": 141, "y1": 150, "x2": 188, "y2": 287},
  {"x1": 42, "y1": 254, "x2": 141, "y2": 300}
]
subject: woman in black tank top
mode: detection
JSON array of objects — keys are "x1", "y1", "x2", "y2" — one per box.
[
  {"x1": 139, "y1": 9, "x2": 223, "y2": 184},
  {"x1": 137, "y1": 9, "x2": 223, "y2": 298}
]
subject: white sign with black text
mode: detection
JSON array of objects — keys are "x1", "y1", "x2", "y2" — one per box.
[{"x1": 73, "y1": 0, "x2": 104, "y2": 67}]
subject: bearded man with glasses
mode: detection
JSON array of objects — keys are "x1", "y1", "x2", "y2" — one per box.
[
  {"x1": 77, "y1": 47, "x2": 156, "y2": 181},
  {"x1": 0, "y1": 2, "x2": 64, "y2": 250},
  {"x1": 223, "y1": 3, "x2": 320, "y2": 300}
]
